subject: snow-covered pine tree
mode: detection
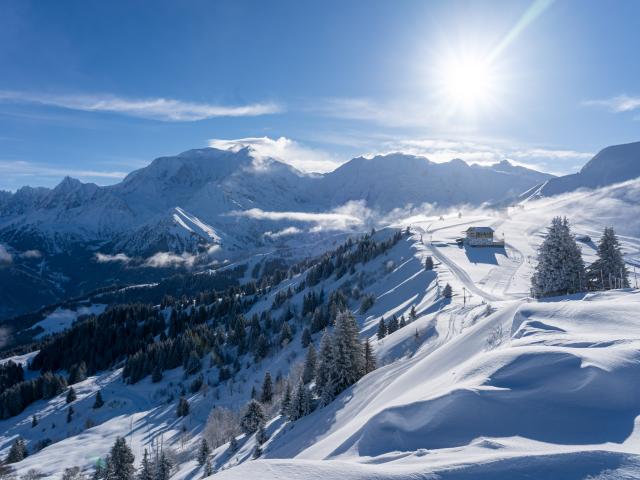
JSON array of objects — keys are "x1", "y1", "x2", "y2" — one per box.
[
  {"x1": 328, "y1": 311, "x2": 364, "y2": 398},
  {"x1": 288, "y1": 380, "x2": 311, "y2": 420},
  {"x1": 155, "y1": 451, "x2": 173, "y2": 480},
  {"x1": 532, "y1": 217, "x2": 586, "y2": 297},
  {"x1": 137, "y1": 449, "x2": 154, "y2": 480},
  {"x1": 315, "y1": 330, "x2": 333, "y2": 398},
  {"x1": 260, "y1": 372, "x2": 273, "y2": 404},
  {"x1": 256, "y1": 421, "x2": 268, "y2": 445},
  {"x1": 280, "y1": 382, "x2": 292, "y2": 415},
  {"x1": 105, "y1": 437, "x2": 135, "y2": 480},
  {"x1": 240, "y1": 399, "x2": 265, "y2": 434},
  {"x1": 6, "y1": 437, "x2": 28, "y2": 463},
  {"x1": 587, "y1": 227, "x2": 629, "y2": 290},
  {"x1": 196, "y1": 438, "x2": 210, "y2": 466},
  {"x1": 302, "y1": 344, "x2": 317, "y2": 384},
  {"x1": 364, "y1": 338, "x2": 377, "y2": 374},
  {"x1": 203, "y1": 457, "x2": 213, "y2": 478},
  {"x1": 376, "y1": 318, "x2": 387, "y2": 340}
]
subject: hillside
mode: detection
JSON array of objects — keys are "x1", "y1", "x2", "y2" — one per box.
[
  {"x1": 537, "y1": 141, "x2": 640, "y2": 197},
  {"x1": 1, "y1": 179, "x2": 640, "y2": 479}
]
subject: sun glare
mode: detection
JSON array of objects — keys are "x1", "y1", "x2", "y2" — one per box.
[{"x1": 436, "y1": 53, "x2": 499, "y2": 114}]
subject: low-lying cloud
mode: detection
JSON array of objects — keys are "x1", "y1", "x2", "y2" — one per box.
[
  {"x1": 95, "y1": 252, "x2": 132, "y2": 264},
  {"x1": 144, "y1": 251, "x2": 197, "y2": 268}
]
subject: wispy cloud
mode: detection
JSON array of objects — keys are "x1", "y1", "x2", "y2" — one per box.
[
  {"x1": 310, "y1": 97, "x2": 434, "y2": 128},
  {"x1": 583, "y1": 95, "x2": 640, "y2": 113},
  {"x1": 209, "y1": 136, "x2": 343, "y2": 173},
  {"x1": 0, "y1": 160, "x2": 127, "y2": 186},
  {"x1": 0, "y1": 91, "x2": 282, "y2": 121}
]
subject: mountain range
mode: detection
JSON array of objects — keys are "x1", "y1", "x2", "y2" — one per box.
[{"x1": 1, "y1": 140, "x2": 639, "y2": 320}]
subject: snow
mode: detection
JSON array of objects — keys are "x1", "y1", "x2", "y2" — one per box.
[
  {"x1": 31, "y1": 304, "x2": 107, "y2": 339},
  {"x1": 3, "y1": 173, "x2": 640, "y2": 479}
]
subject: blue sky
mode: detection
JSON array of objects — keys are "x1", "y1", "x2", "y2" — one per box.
[{"x1": 1, "y1": 0, "x2": 639, "y2": 190}]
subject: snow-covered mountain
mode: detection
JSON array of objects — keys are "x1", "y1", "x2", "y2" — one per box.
[
  {"x1": 2, "y1": 177, "x2": 640, "y2": 479},
  {"x1": 0, "y1": 147, "x2": 552, "y2": 319},
  {"x1": 537, "y1": 140, "x2": 640, "y2": 197}
]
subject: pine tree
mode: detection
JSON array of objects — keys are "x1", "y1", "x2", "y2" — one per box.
[
  {"x1": 202, "y1": 458, "x2": 213, "y2": 478},
  {"x1": 280, "y1": 382, "x2": 292, "y2": 415},
  {"x1": 409, "y1": 305, "x2": 417, "y2": 322},
  {"x1": 425, "y1": 256, "x2": 434, "y2": 271},
  {"x1": 93, "y1": 390, "x2": 104, "y2": 409},
  {"x1": 176, "y1": 397, "x2": 190, "y2": 417},
  {"x1": 67, "y1": 405, "x2": 74, "y2": 423},
  {"x1": 376, "y1": 318, "x2": 387, "y2": 340},
  {"x1": 155, "y1": 451, "x2": 173, "y2": 480},
  {"x1": 151, "y1": 366, "x2": 163, "y2": 383},
  {"x1": 6, "y1": 437, "x2": 28, "y2": 463},
  {"x1": 229, "y1": 437, "x2": 238, "y2": 452},
  {"x1": 260, "y1": 372, "x2": 273, "y2": 404},
  {"x1": 588, "y1": 227, "x2": 629, "y2": 290},
  {"x1": 137, "y1": 449, "x2": 154, "y2": 480},
  {"x1": 256, "y1": 421, "x2": 268, "y2": 445},
  {"x1": 301, "y1": 345, "x2": 317, "y2": 384},
  {"x1": 68, "y1": 361, "x2": 87, "y2": 385},
  {"x1": 364, "y1": 338, "x2": 377, "y2": 374},
  {"x1": 386, "y1": 315, "x2": 399, "y2": 334},
  {"x1": 301, "y1": 327, "x2": 312, "y2": 348},
  {"x1": 31, "y1": 414, "x2": 38, "y2": 428},
  {"x1": 66, "y1": 386, "x2": 77, "y2": 403},
  {"x1": 532, "y1": 217, "x2": 586, "y2": 297},
  {"x1": 315, "y1": 330, "x2": 333, "y2": 398},
  {"x1": 106, "y1": 437, "x2": 135, "y2": 480},
  {"x1": 442, "y1": 283, "x2": 453, "y2": 298},
  {"x1": 327, "y1": 311, "x2": 364, "y2": 399},
  {"x1": 288, "y1": 380, "x2": 311, "y2": 420},
  {"x1": 240, "y1": 399, "x2": 265, "y2": 434},
  {"x1": 280, "y1": 322, "x2": 293, "y2": 345},
  {"x1": 197, "y1": 438, "x2": 210, "y2": 466}
]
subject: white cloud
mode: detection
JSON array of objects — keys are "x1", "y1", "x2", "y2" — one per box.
[
  {"x1": 230, "y1": 201, "x2": 369, "y2": 231},
  {"x1": 311, "y1": 97, "x2": 434, "y2": 128},
  {"x1": 0, "y1": 160, "x2": 127, "y2": 184},
  {"x1": 583, "y1": 95, "x2": 640, "y2": 113},
  {"x1": 0, "y1": 244, "x2": 12, "y2": 265},
  {"x1": 95, "y1": 252, "x2": 132, "y2": 264},
  {"x1": 0, "y1": 91, "x2": 282, "y2": 122},
  {"x1": 144, "y1": 251, "x2": 197, "y2": 268},
  {"x1": 209, "y1": 136, "x2": 343, "y2": 173},
  {"x1": 264, "y1": 227, "x2": 303, "y2": 239}
]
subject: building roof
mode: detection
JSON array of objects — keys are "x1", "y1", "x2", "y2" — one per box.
[{"x1": 465, "y1": 226, "x2": 494, "y2": 233}]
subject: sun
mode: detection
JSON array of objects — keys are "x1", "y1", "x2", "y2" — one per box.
[{"x1": 437, "y1": 54, "x2": 498, "y2": 113}]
